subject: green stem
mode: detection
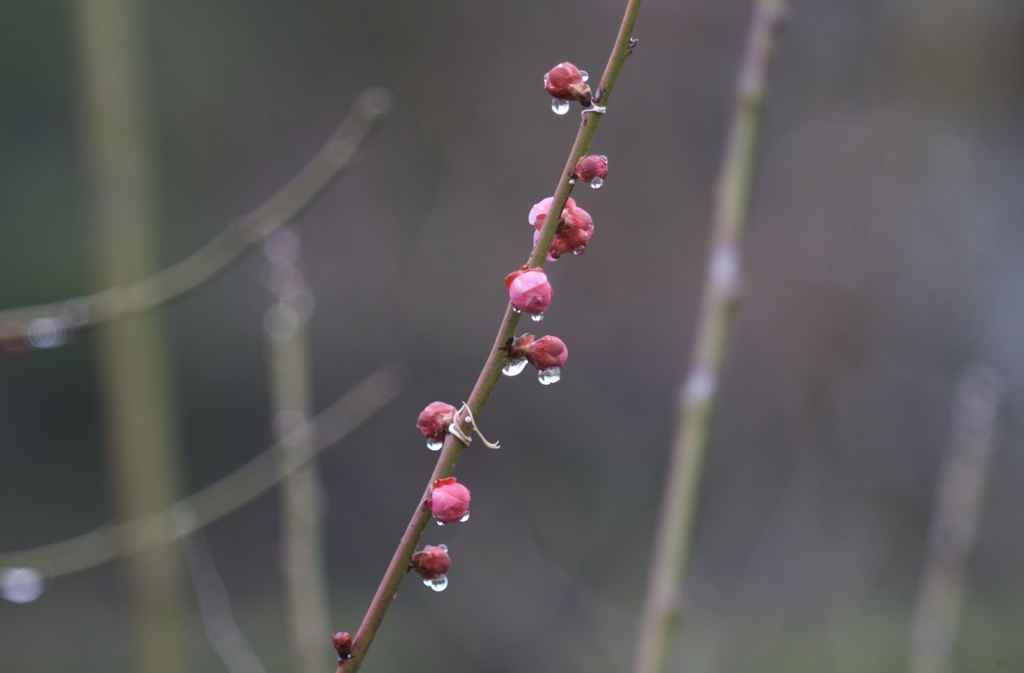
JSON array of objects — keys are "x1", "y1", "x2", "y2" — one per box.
[
  {"x1": 0, "y1": 88, "x2": 389, "y2": 334},
  {"x1": 0, "y1": 367, "x2": 401, "y2": 577},
  {"x1": 630, "y1": 3, "x2": 787, "y2": 673},
  {"x1": 337, "y1": 2, "x2": 644, "y2": 672}
]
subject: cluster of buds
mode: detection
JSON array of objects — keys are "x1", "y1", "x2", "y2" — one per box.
[
  {"x1": 503, "y1": 333, "x2": 568, "y2": 385},
  {"x1": 505, "y1": 268, "x2": 552, "y2": 318},
  {"x1": 429, "y1": 477, "x2": 471, "y2": 524},
  {"x1": 544, "y1": 61, "x2": 592, "y2": 113},
  {"x1": 529, "y1": 196, "x2": 595, "y2": 260}
]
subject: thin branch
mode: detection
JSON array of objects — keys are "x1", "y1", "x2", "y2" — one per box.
[
  {"x1": 0, "y1": 87, "x2": 391, "y2": 337},
  {"x1": 630, "y1": 3, "x2": 788, "y2": 673},
  {"x1": 337, "y1": 2, "x2": 644, "y2": 671},
  {"x1": 0, "y1": 366, "x2": 403, "y2": 578},
  {"x1": 908, "y1": 366, "x2": 1000, "y2": 673}
]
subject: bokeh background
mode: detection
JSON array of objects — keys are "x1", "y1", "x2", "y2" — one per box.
[{"x1": 2, "y1": 0, "x2": 1023, "y2": 672}]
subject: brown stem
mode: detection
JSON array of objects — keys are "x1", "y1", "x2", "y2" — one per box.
[{"x1": 337, "y1": 2, "x2": 645, "y2": 671}]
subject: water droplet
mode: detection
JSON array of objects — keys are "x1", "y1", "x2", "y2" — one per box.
[
  {"x1": 543, "y1": 72, "x2": 549, "y2": 87},
  {"x1": 1, "y1": 568, "x2": 44, "y2": 604},
  {"x1": 599, "y1": 155, "x2": 608, "y2": 163},
  {"x1": 426, "y1": 439, "x2": 443, "y2": 451},
  {"x1": 511, "y1": 307, "x2": 522, "y2": 314},
  {"x1": 460, "y1": 512, "x2": 470, "y2": 523},
  {"x1": 579, "y1": 70, "x2": 589, "y2": 82},
  {"x1": 502, "y1": 357, "x2": 528, "y2": 376},
  {"x1": 531, "y1": 312, "x2": 544, "y2": 322},
  {"x1": 568, "y1": 178, "x2": 576, "y2": 185},
  {"x1": 27, "y1": 318, "x2": 68, "y2": 349},
  {"x1": 590, "y1": 177, "x2": 604, "y2": 189},
  {"x1": 437, "y1": 544, "x2": 448, "y2": 552},
  {"x1": 435, "y1": 519, "x2": 445, "y2": 527},
  {"x1": 551, "y1": 99, "x2": 570, "y2": 115},
  {"x1": 573, "y1": 246, "x2": 586, "y2": 256},
  {"x1": 538, "y1": 367, "x2": 561, "y2": 385},
  {"x1": 424, "y1": 575, "x2": 448, "y2": 592}
]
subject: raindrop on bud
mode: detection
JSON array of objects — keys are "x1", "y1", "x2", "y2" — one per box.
[
  {"x1": 427, "y1": 439, "x2": 443, "y2": 451},
  {"x1": 531, "y1": 312, "x2": 545, "y2": 322},
  {"x1": 424, "y1": 575, "x2": 449, "y2": 592},
  {"x1": 590, "y1": 177, "x2": 604, "y2": 189},
  {"x1": 460, "y1": 512, "x2": 470, "y2": 523},
  {"x1": 538, "y1": 367, "x2": 562, "y2": 385},
  {"x1": 502, "y1": 357, "x2": 528, "y2": 376},
  {"x1": 551, "y1": 99, "x2": 571, "y2": 115},
  {"x1": 579, "y1": 70, "x2": 589, "y2": 82}
]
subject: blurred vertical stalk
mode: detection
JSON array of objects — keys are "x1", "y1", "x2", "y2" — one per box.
[
  {"x1": 630, "y1": 2, "x2": 787, "y2": 673},
  {"x1": 262, "y1": 230, "x2": 332, "y2": 673},
  {"x1": 73, "y1": 2, "x2": 185, "y2": 673},
  {"x1": 908, "y1": 367, "x2": 1000, "y2": 673}
]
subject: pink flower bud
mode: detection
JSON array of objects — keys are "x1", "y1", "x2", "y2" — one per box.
[
  {"x1": 505, "y1": 268, "x2": 552, "y2": 315},
  {"x1": 332, "y1": 632, "x2": 353, "y2": 660},
  {"x1": 572, "y1": 155, "x2": 609, "y2": 184},
  {"x1": 409, "y1": 545, "x2": 451, "y2": 580},
  {"x1": 544, "y1": 62, "x2": 592, "y2": 106},
  {"x1": 509, "y1": 334, "x2": 569, "y2": 371},
  {"x1": 429, "y1": 477, "x2": 471, "y2": 524},
  {"x1": 417, "y1": 401, "x2": 457, "y2": 443}
]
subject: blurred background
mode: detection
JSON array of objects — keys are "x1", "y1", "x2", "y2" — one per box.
[{"x1": 2, "y1": 0, "x2": 1023, "y2": 672}]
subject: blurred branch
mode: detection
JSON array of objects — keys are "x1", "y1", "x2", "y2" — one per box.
[
  {"x1": 181, "y1": 529, "x2": 268, "y2": 673},
  {"x1": 908, "y1": 366, "x2": 1000, "y2": 673},
  {"x1": 262, "y1": 230, "x2": 333, "y2": 673},
  {"x1": 0, "y1": 366, "x2": 403, "y2": 578},
  {"x1": 631, "y1": 3, "x2": 787, "y2": 673},
  {"x1": 0, "y1": 87, "x2": 391, "y2": 338},
  {"x1": 337, "y1": 1, "x2": 645, "y2": 672}
]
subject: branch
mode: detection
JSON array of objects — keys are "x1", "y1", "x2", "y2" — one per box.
[
  {"x1": 908, "y1": 366, "x2": 1000, "y2": 673},
  {"x1": 0, "y1": 87, "x2": 391, "y2": 339},
  {"x1": 337, "y1": 2, "x2": 644, "y2": 672},
  {"x1": 0, "y1": 366, "x2": 402, "y2": 578},
  {"x1": 630, "y1": 3, "x2": 788, "y2": 673}
]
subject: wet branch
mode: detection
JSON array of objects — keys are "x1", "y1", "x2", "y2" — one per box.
[{"x1": 336, "y1": 1, "x2": 644, "y2": 671}]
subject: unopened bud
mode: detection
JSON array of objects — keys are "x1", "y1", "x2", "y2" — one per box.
[
  {"x1": 509, "y1": 334, "x2": 569, "y2": 371},
  {"x1": 409, "y1": 545, "x2": 451, "y2": 580},
  {"x1": 417, "y1": 402, "x2": 457, "y2": 443},
  {"x1": 528, "y1": 197, "x2": 594, "y2": 260},
  {"x1": 505, "y1": 269, "x2": 552, "y2": 315},
  {"x1": 429, "y1": 477, "x2": 471, "y2": 524},
  {"x1": 572, "y1": 155, "x2": 609, "y2": 184},
  {"x1": 544, "y1": 62, "x2": 592, "y2": 107},
  {"x1": 332, "y1": 631, "x2": 353, "y2": 660}
]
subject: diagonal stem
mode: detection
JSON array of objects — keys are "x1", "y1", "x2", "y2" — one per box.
[
  {"x1": 337, "y1": 2, "x2": 644, "y2": 672},
  {"x1": 630, "y1": 2, "x2": 788, "y2": 673}
]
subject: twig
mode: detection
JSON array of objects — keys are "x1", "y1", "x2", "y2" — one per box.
[
  {"x1": 0, "y1": 366, "x2": 402, "y2": 578},
  {"x1": 0, "y1": 87, "x2": 391, "y2": 337},
  {"x1": 262, "y1": 230, "x2": 332, "y2": 673},
  {"x1": 337, "y1": 2, "x2": 644, "y2": 672},
  {"x1": 908, "y1": 366, "x2": 1000, "y2": 673},
  {"x1": 630, "y1": 3, "x2": 787, "y2": 673}
]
